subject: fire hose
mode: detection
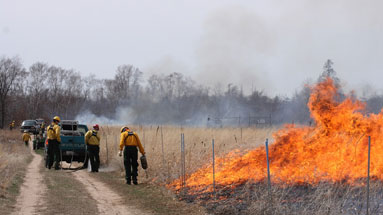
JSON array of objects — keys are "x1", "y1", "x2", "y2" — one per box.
[{"x1": 60, "y1": 141, "x2": 88, "y2": 172}]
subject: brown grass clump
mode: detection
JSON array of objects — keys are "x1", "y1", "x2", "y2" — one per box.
[{"x1": 0, "y1": 129, "x2": 32, "y2": 213}]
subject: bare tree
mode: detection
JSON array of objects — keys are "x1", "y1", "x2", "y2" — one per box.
[
  {"x1": 27, "y1": 62, "x2": 49, "y2": 118},
  {"x1": 114, "y1": 65, "x2": 143, "y2": 102},
  {"x1": 0, "y1": 57, "x2": 25, "y2": 128}
]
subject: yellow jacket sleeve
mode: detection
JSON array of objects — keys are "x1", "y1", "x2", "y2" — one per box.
[
  {"x1": 119, "y1": 132, "x2": 125, "y2": 151},
  {"x1": 55, "y1": 125, "x2": 61, "y2": 142},
  {"x1": 85, "y1": 131, "x2": 91, "y2": 144},
  {"x1": 134, "y1": 133, "x2": 145, "y2": 155},
  {"x1": 96, "y1": 132, "x2": 101, "y2": 142}
]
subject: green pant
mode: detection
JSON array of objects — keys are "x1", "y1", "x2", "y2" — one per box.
[
  {"x1": 47, "y1": 139, "x2": 60, "y2": 169},
  {"x1": 124, "y1": 146, "x2": 138, "y2": 183}
]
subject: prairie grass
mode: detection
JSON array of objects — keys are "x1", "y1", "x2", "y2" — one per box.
[
  {"x1": 0, "y1": 129, "x2": 32, "y2": 214},
  {"x1": 96, "y1": 125, "x2": 383, "y2": 214},
  {"x1": 97, "y1": 125, "x2": 277, "y2": 184}
]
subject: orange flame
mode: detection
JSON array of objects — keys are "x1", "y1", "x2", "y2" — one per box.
[{"x1": 170, "y1": 78, "x2": 383, "y2": 193}]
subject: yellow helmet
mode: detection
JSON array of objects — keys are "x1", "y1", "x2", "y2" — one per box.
[
  {"x1": 120, "y1": 126, "x2": 129, "y2": 133},
  {"x1": 53, "y1": 116, "x2": 61, "y2": 122}
]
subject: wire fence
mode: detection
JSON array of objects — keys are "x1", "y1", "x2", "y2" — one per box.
[{"x1": 207, "y1": 115, "x2": 272, "y2": 127}]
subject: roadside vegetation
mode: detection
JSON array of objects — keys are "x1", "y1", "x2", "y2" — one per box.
[{"x1": 0, "y1": 130, "x2": 32, "y2": 214}]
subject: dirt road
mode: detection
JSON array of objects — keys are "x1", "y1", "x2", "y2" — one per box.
[
  {"x1": 12, "y1": 146, "x2": 46, "y2": 215},
  {"x1": 11, "y1": 145, "x2": 148, "y2": 215},
  {"x1": 73, "y1": 171, "x2": 147, "y2": 215}
]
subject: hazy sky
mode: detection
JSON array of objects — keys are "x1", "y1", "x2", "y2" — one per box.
[{"x1": 1, "y1": 0, "x2": 382, "y2": 96}]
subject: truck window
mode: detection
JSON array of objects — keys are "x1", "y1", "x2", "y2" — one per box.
[
  {"x1": 62, "y1": 124, "x2": 78, "y2": 131},
  {"x1": 78, "y1": 127, "x2": 87, "y2": 136}
]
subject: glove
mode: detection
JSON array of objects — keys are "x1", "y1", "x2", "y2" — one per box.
[{"x1": 118, "y1": 150, "x2": 122, "y2": 157}]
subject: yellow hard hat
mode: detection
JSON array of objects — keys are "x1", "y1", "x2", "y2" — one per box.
[
  {"x1": 53, "y1": 116, "x2": 61, "y2": 122},
  {"x1": 120, "y1": 126, "x2": 129, "y2": 133}
]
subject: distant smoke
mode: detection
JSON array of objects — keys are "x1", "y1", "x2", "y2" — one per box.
[
  {"x1": 75, "y1": 111, "x2": 119, "y2": 125},
  {"x1": 195, "y1": 6, "x2": 274, "y2": 95},
  {"x1": 75, "y1": 107, "x2": 136, "y2": 125}
]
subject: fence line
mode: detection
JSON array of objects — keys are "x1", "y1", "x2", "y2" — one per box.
[{"x1": 207, "y1": 114, "x2": 272, "y2": 127}]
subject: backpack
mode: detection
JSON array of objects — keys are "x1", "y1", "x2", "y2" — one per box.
[
  {"x1": 92, "y1": 130, "x2": 98, "y2": 136},
  {"x1": 124, "y1": 131, "x2": 135, "y2": 143},
  {"x1": 47, "y1": 125, "x2": 56, "y2": 138}
]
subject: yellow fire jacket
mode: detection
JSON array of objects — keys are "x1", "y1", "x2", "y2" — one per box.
[
  {"x1": 85, "y1": 130, "x2": 100, "y2": 146},
  {"x1": 119, "y1": 130, "x2": 145, "y2": 154},
  {"x1": 46, "y1": 123, "x2": 61, "y2": 142},
  {"x1": 22, "y1": 133, "x2": 31, "y2": 142}
]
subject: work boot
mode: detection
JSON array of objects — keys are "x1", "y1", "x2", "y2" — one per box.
[
  {"x1": 132, "y1": 176, "x2": 138, "y2": 185},
  {"x1": 133, "y1": 181, "x2": 138, "y2": 185},
  {"x1": 126, "y1": 180, "x2": 131, "y2": 185}
]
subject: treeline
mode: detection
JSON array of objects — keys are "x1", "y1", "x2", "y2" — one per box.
[{"x1": 0, "y1": 56, "x2": 381, "y2": 128}]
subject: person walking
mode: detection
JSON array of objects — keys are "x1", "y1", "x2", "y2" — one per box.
[
  {"x1": 85, "y1": 124, "x2": 101, "y2": 172},
  {"x1": 9, "y1": 120, "x2": 15, "y2": 130},
  {"x1": 46, "y1": 116, "x2": 61, "y2": 170},
  {"x1": 119, "y1": 126, "x2": 145, "y2": 185},
  {"x1": 22, "y1": 130, "x2": 31, "y2": 146}
]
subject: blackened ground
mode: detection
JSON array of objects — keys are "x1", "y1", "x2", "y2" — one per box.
[{"x1": 174, "y1": 180, "x2": 383, "y2": 215}]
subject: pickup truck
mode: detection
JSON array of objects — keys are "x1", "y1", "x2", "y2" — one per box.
[
  {"x1": 20, "y1": 120, "x2": 39, "y2": 134},
  {"x1": 45, "y1": 120, "x2": 88, "y2": 164}
]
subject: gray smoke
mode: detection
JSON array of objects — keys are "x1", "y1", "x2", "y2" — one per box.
[{"x1": 194, "y1": 6, "x2": 274, "y2": 95}]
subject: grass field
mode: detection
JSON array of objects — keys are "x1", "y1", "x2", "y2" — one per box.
[
  {"x1": 97, "y1": 125, "x2": 277, "y2": 184},
  {"x1": 95, "y1": 125, "x2": 383, "y2": 214},
  {"x1": 0, "y1": 129, "x2": 32, "y2": 214},
  {"x1": 2, "y1": 125, "x2": 381, "y2": 214},
  {"x1": 95, "y1": 125, "x2": 279, "y2": 214}
]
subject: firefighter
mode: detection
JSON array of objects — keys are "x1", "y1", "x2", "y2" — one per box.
[
  {"x1": 85, "y1": 124, "x2": 101, "y2": 172},
  {"x1": 40, "y1": 122, "x2": 45, "y2": 134},
  {"x1": 119, "y1": 126, "x2": 145, "y2": 185},
  {"x1": 22, "y1": 130, "x2": 31, "y2": 146},
  {"x1": 46, "y1": 116, "x2": 61, "y2": 170},
  {"x1": 9, "y1": 120, "x2": 15, "y2": 130}
]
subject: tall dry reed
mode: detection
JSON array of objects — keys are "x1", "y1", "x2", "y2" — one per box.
[{"x1": 97, "y1": 125, "x2": 277, "y2": 184}]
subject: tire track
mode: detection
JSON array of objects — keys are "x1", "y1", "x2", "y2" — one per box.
[
  {"x1": 12, "y1": 145, "x2": 46, "y2": 215},
  {"x1": 73, "y1": 171, "x2": 146, "y2": 215}
]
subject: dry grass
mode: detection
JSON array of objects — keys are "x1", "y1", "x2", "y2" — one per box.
[
  {"x1": 96, "y1": 125, "x2": 383, "y2": 214},
  {"x1": 95, "y1": 125, "x2": 276, "y2": 214},
  {"x1": 97, "y1": 125, "x2": 277, "y2": 184},
  {"x1": 0, "y1": 129, "x2": 32, "y2": 214}
]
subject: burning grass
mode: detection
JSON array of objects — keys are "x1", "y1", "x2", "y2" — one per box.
[
  {"x1": 96, "y1": 125, "x2": 275, "y2": 214},
  {"x1": 97, "y1": 125, "x2": 276, "y2": 184},
  {"x1": 0, "y1": 129, "x2": 32, "y2": 213},
  {"x1": 94, "y1": 78, "x2": 383, "y2": 214}
]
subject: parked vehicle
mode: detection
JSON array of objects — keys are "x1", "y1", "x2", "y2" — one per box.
[
  {"x1": 20, "y1": 120, "x2": 38, "y2": 134},
  {"x1": 44, "y1": 120, "x2": 88, "y2": 164},
  {"x1": 35, "y1": 118, "x2": 45, "y2": 133}
]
